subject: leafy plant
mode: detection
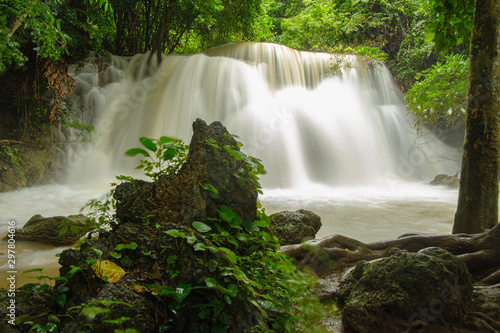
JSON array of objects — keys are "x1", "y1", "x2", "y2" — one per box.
[
  {"x1": 406, "y1": 54, "x2": 468, "y2": 130},
  {"x1": 125, "y1": 136, "x2": 188, "y2": 180},
  {"x1": 0, "y1": 142, "x2": 20, "y2": 170},
  {"x1": 161, "y1": 205, "x2": 326, "y2": 332}
]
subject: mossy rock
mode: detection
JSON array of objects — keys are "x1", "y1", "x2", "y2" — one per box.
[
  {"x1": 0, "y1": 145, "x2": 55, "y2": 192},
  {"x1": 269, "y1": 209, "x2": 322, "y2": 245},
  {"x1": 341, "y1": 247, "x2": 473, "y2": 333},
  {"x1": 14, "y1": 214, "x2": 89, "y2": 245}
]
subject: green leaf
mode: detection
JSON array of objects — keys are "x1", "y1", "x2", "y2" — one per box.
[
  {"x1": 164, "y1": 229, "x2": 186, "y2": 238},
  {"x1": 205, "y1": 277, "x2": 218, "y2": 288},
  {"x1": 125, "y1": 148, "x2": 150, "y2": 157},
  {"x1": 253, "y1": 220, "x2": 269, "y2": 228},
  {"x1": 166, "y1": 255, "x2": 177, "y2": 264},
  {"x1": 218, "y1": 247, "x2": 237, "y2": 264},
  {"x1": 68, "y1": 265, "x2": 84, "y2": 276},
  {"x1": 187, "y1": 235, "x2": 197, "y2": 245},
  {"x1": 226, "y1": 284, "x2": 239, "y2": 297},
  {"x1": 110, "y1": 252, "x2": 122, "y2": 259},
  {"x1": 92, "y1": 247, "x2": 103, "y2": 258},
  {"x1": 192, "y1": 221, "x2": 212, "y2": 233},
  {"x1": 158, "y1": 136, "x2": 179, "y2": 145},
  {"x1": 174, "y1": 284, "x2": 192, "y2": 302},
  {"x1": 22, "y1": 268, "x2": 44, "y2": 274},
  {"x1": 200, "y1": 183, "x2": 219, "y2": 194},
  {"x1": 82, "y1": 306, "x2": 109, "y2": 320},
  {"x1": 193, "y1": 242, "x2": 206, "y2": 251},
  {"x1": 219, "y1": 205, "x2": 236, "y2": 223},
  {"x1": 103, "y1": 316, "x2": 131, "y2": 325},
  {"x1": 139, "y1": 137, "x2": 157, "y2": 152},
  {"x1": 228, "y1": 215, "x2": 243, "y2": 228},
  {"x1": 162, "y1": 147, "x2": 177, "y2": 160},
  {"x1": 58, "y1": 225, "x2": 68, "y2": 236},
  {"x1": 115, "y1": 242, "x2": 138, "y2": 251},
  {"x1": 223, "y1": 145, "x2": 244, "y2": 160}
]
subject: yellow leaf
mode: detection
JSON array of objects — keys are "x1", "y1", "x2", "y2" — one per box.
[
  {"x1": 130, "y1": 285, "x2": 146, "y2": 294},
  {"x1": 92, "y1": 260, "x2": 126, "y2": 283}
]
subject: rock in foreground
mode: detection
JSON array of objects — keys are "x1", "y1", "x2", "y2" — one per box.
[{"x1": 341, "y1": 247, "x2": 473, "y2": 333}]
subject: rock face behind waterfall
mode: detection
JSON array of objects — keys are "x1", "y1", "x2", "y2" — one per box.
[
  {"x1": 115, "y1": 118, "x2": 258, "y2": 226},
  {"x1": 53, "y1": 119, "x2": 263, "y2": 332}
]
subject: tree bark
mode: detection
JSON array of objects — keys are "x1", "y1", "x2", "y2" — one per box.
[
  {"x1": 7, "y1": 13, "x2": 28, "y2": 38},
  {"x1": 453, "y1": 0, "x2": 500, "y2": 234}
]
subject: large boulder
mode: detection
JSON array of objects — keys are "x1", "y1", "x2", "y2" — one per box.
[
  {"x1": 14, "y1": 214, "x2": 89, "y2": 245},
  {"x1": 340, "y1": 247, "x2": 473, "y2": 333},
  {"x1": 115, "y1": 118, "x2": 258, "y2": 227},
  {"x1": 269, "y1": 209, "x2": 322, "y2": 245}
]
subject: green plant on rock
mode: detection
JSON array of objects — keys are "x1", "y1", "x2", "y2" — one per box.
[
  {"x1": 0, "y1": 141, "x2": 20, "y2": 170},
  {"x1": 125, "y1": 136, "x2": 188, "y2": 181},
  {"x1": 161, "y1": 205, "x2": 327, "y2": 332},
  {"x1": 66, "y1": 299, "x2": 133, "y2": 332}
]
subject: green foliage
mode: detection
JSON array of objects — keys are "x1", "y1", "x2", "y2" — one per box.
[
  {"x1": 0, "y1": 142, "x2": 20, "y2": 170},
  {"x1": 125, "y1": 136, "x2": 188, "y2": 181},
  {"x1": 426, "y1": 0, "x2": 474, "y2": 52},
  {"x1": 278, "y1": 0, "x2": 422, "y2": 54},
  {"x1": 393, "y1": 19, "x2": 440, "y2": 88},
  {"x1": 406, "y1": 54, "x2": 468, "y2": 130},
  {"x1": 0, "y1": 0, "x2": 70, "y2": 72},
  {"x1": 66, "y1": 299, "x2": 133, "y2": 331},
  {"x1": 159, "y1": 205, "x2": 326, "y2": 332}
]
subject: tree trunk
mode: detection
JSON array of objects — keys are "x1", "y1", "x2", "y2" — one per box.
[
  {"x1": 453, "y1": 0, "x2": 500, "y2": 234},
  {"x1": 7, "y1": 13, "x2": 28, "y2": 38}
]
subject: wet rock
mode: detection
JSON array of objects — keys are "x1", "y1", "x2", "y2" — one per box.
[
  {"x1": 115, "y1": 119, "x2": 258, "y2": 227},
  {"x1": 269, "y1": 209, "x2": 322, "y2": 245},
  {"x1": 0, "y1": 283, "x2": 54, "y2": 333},
  {"x1": 14, "y1": 214, "x2": 89, "y2": 245},
  {"x1": 0, "y1": 145, "x2": 55, "y2": 192},
  {"x1": 430, "y1": 174, "x2": 459, "y2": 188},
  {"x1": 60, "y1": 282, "x2": 156, "y2": 333},
  {"x1": 340, "y1": 247, "x2": 473, "y2": 333}
]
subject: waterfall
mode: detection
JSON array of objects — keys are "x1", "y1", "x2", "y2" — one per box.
[
  {"x1": 63, "y1": 42, "x2": 459, "y2": 188},
  {"x1": 0, "y1": 44, "x2": 462, "y2": 286}
]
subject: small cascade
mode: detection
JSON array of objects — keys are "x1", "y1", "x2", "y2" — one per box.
[{"x1": 62, "y1": 43, "x2": 459, "y2": 188}]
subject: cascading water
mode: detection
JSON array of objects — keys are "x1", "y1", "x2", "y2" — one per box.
[
  {"x1": 62, "y1": 42, "x2": 458, "y2": 187},
  {"x1": 0, "y1": 43, "x2": 461, "y2": 287}
]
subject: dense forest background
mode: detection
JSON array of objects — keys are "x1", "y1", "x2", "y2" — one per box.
[{"x1": 0, "y1": 0, "x2": 471, "y2": 146}]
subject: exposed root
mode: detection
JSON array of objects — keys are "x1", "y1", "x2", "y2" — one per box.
[{"x1": 280, "y1": 224, "x2": 500, "y2": 277}]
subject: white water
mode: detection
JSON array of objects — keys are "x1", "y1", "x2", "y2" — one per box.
[{"x1": 0, "y1": 43, "x2": 461, "y2": 287}]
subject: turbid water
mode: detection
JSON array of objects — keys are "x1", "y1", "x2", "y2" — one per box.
[{"x1": 0, "y1": 43, "x2": 461, "y2": 288}]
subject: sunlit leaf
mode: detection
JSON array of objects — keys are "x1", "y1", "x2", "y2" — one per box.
[
  {"x1": 125, "y1": 148, "x2": 150, "y2": 157},
  {"x1": 139, "y1": 137, "x2": 157, "y2": 152},
  {"x1": 91, "y1": 260, "x2": 126, "y2": 283}
]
